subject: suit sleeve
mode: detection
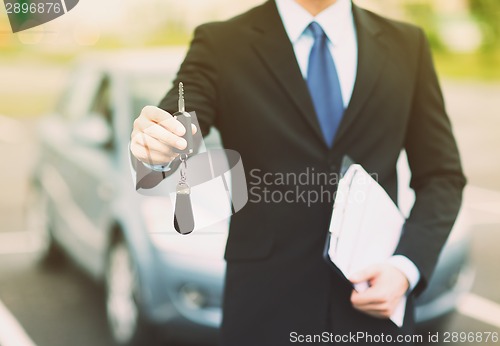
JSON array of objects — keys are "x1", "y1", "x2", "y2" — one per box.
[
  {"x1": 135, "y1": 24, "x2": 219, "y2": 190},
  {"x1": 394, "y1": 29, "x2": 466, "y2": 295},
  {"x1": 159, "y1": 24, "x2": 219, "y2": 137}
]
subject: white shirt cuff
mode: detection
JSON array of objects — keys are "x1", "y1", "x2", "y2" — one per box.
[
  {"x1": 386, "y1": 255, "x2": 421, "y2": 293},
  {"x1": 142, "y1": 161, "x2": 174, "y2": 172}
]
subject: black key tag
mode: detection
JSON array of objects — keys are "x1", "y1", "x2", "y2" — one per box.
[{"x1": 174, "y1": 155, "x2": 195, "y2": 234}]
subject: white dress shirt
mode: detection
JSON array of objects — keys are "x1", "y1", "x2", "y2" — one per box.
[
  {"x1": 275, "y1": 0, "x2": 357, "y2": 108},
  {"x1": 275, "y1": 0, "x2": 420, "y2": 292}
]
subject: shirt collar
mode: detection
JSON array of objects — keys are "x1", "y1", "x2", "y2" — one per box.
[{"x1": 275, "y1": 0, "x2": 354, "y2": 46}]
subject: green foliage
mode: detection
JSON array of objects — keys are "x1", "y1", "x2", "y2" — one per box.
[
  {"x1": 434, "y1": 50, "x2": 500, "y2": 81},
  {"x1": 404, "y1": 2, "x2": 445, "y2": 52},
  {"x1": 402, "y1": 1, "x2": 500, "y2": 80},
  {"x1": 469, "y1": 0, "x2": 500, "y2": 51}
]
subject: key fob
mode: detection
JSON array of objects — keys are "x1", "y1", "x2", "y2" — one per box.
[{"x1": 173, "y1": 111, "x2": 194, "y2": 155}]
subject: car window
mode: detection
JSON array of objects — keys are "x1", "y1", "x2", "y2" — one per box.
[
  {"x1": 89, "y1": 76, "x2": 114, "y2": 150},
  {"x1": 91, "y1": 77, "x2": 112, "y2": 123},
  {"x1": 57, "y1": 66, "x2": 102, "y2": 121}
]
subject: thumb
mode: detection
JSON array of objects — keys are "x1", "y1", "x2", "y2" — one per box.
[{"x1": 349, "y1": 265, "x2": 381, "y2": 284}]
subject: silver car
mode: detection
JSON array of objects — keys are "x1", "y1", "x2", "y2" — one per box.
[{"x1": 27, "y1": 50, "x2": 474, "y2": 345}]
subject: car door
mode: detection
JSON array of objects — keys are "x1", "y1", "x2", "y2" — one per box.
[{"x1": 40, "y1": 69, "x2": 116, "y2": 277}]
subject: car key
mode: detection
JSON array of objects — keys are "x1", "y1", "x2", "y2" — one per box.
[
  {"x1": 173, "y1": 82, "x2": 194, "y2": 155},
  {"x1": 173, "y1": 82, "x2": 195, "y2": 235}
]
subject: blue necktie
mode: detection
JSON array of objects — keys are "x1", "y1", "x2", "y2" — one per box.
[{"x1": 306, "y1": 22, "x2": 345, "y2": 147}]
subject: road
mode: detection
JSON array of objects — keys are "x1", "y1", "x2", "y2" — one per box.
[{"x1": 0, "y1": 80, "x2": 500, "y2": 346}]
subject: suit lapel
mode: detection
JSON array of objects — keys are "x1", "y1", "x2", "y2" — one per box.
[
  {"x1": 332, "y1": 4, "x2": 388, "y2": 147},
  {"x1": 250, "y1": 2, "x2": 388, "y2": 149},
  {"x1": 251, "y1": 1, "x2": 325, "y2": 145}
]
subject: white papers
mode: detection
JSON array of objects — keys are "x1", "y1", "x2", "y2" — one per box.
[{"x1": 327, "y1": 164, "x2": 406, "y2": 327}]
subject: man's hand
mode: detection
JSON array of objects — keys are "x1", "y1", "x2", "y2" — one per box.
[
  {"x1": 130, "y1": 106, "x2": 197, "y2": 166},
  {"x1": 349, "y1": 264, "x2": 409, "y2": 319}
]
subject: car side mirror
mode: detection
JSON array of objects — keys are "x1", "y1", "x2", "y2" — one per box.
[{"x1": 72, "y1": 113, "x2": 112, "y2": 147}]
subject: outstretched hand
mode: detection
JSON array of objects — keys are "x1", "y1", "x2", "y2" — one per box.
[{"x1": 130, "y1": 106, "x2": 197, "y2": 166}]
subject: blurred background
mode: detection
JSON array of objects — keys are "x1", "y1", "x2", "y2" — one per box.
[{"x1": 0, "y1": 0, "x2": 499, "y2": 345}]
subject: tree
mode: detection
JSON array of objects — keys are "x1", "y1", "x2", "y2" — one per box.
[{"x1": 469, "y1": 0, "x2": 500, "y2": 51}]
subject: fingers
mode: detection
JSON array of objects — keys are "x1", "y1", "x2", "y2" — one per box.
[
  {"x1": 135, "y1": 132, "x2": 175, "y2": 154},
  {"x1": 141, "y1": 106, "x2": 180, "y2": 131},
  {"x1": 131, "y1": 106, "x2": 199, "y2": 166},
  {"x1": 350, "y1": 265, "x2": 409, "y2": 319},
  {"x1": 135, "y1": 109, "x2": 183, "y2": 136},
  {"x1": 141, "y1": 106, "x2": 198, "y2": 136},
  {"x1": 136, "y1": 108, "x2": 198, "y2": 144},
  {"x1": 132, "y1": 119, "x2": 186, "y2": 151},
  {"x1": 190, "y1": 123, "x2": 198, "y2": 135},
  {"x1": 143, "y1": 121, "x2": 187, "y2": 149},
  {"x1": 131, "y1": 133, "x2": 176, "y2": 164},
  {"x1": 351, "y1": 289, "x2": 397, "y2": 318},
  {"x1": 170, "y1": 117, "x2": 198, "y2": 138},
  {"x1": 131, "y1": 144, "x2": 174, "y2": 165},
  {"x1": 349, "y1": 265, "x2": 381, "y2": 284},
  {"x1": 351, "y1": 288, "x2": 387, "y2": 306}
]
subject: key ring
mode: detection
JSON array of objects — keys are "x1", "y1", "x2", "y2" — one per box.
[{"x1": 179, "y1": 154, "x2": 188, "y2": 183}]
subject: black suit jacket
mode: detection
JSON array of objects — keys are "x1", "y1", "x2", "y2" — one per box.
[{"x1": 153, "y1": 1, "x2": 466, "y2": 344}]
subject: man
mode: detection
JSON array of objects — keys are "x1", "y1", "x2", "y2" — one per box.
[{"x1": 130, "y1": 0, "x2": 466, "y2": 345}]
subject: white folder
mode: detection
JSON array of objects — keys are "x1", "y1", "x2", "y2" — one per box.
[{"x1": 327, "y1": 164, "x2": 406, "y2": 327}]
